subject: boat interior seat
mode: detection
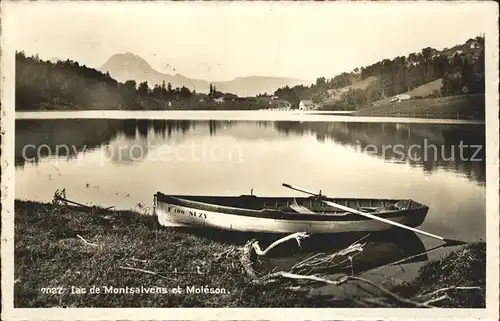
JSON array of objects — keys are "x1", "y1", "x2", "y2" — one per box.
[
  {"x1": 259, "y1": 198, "x2": 413, "y2": 212},
  {"x1": 277, "y1": 205, "x2": 352, "y2": 216},
  {"x1": 277, "y1": 205, "x2": 314, "y2": 214},
  {"x1": 358, "y1": 207, "x2": 382, "y2": 212},
  {"x1": 394, "y1": 200, "x2": 412, "y2": 210}
]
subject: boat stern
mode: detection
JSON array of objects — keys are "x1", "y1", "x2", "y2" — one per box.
[{"x1": 403, "y1": 200, "x2": 429, "y2": 228}]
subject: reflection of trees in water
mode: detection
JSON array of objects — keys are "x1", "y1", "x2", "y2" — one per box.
[
  {"x1": 152, "y1": 120, "x2": 167, "y2": 137},
  {"x1": 122, "y1": 119, "x2": 138, "y2": 139},
  {"x1": 15, "y1": 119, "x2": 238, "y2": 167},
  {"x1": 16, "y1": 119, "x2": 485, "y2": 185},
  {"x1": 104, "y1": 134, "x2": 150, "y2": 164},
  {"x1": 117, "y1": 119, "x2": 242, "y2": 143},
  {"x1": 118, "y1": 119, "x2": 208, "y2": 139},
  {"x1": 137, "y1": 119, "x2": 149, "y2": 138},
  {"x1": 257, "y1": 121, "x2": 270, "y2": 130},
  {"x1": 273, "y1": 121, "x2": 485, "y2": 185},
  {"x1": 206, "y1": 119, "x2": 240, "y2": 136},
  {"x1": 110, "y1": 119, "x2": 234, "y2": 139},
  {"x1": 15, "y1": 119, "x2": 121, "y2": 166},
  {"x1": 209, "y1": 120, "x2": 217, "y2": 136}
]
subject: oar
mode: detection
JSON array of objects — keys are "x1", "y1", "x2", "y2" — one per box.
[{"x1": 282, "y1": 183, "x2": 466, "y2": 246}]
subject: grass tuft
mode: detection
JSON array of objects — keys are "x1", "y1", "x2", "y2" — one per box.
[{"x1": 391, "y1": 242, "x2": 486, "y2": 308}]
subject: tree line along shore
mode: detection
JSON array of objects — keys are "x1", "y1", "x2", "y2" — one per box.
[
  {"x1": 16, "y1": 36, "x2": 485, "y2": 119},
  {"x1": 14, "y1": 199, "x2": 485, "y2": 308}
]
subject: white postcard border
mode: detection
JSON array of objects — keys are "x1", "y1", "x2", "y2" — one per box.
[{"x1": 1, "y1": 1, "x2": 499, "y2": 320}]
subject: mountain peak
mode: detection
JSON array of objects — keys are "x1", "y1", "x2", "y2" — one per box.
[
  {"x1": 121, "y1": 52, "x2": 144, "y2": 60},
  {"x1": 101, "y1": 53, "x2": 154, "y2": 72},
  {"x1": 100, "y1": 53, "x2": 308, "y2": 96}
]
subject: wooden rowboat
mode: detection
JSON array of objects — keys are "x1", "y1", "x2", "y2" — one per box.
[{"x1": 154, "y1": 192, "x2": 429, "y2": 234}]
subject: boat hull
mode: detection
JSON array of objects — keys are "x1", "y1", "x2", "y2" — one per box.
[{"x1": 155, "y1": 194, "x2": 428, "y2": 234}]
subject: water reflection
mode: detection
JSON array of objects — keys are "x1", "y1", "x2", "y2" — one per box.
[
  {"x1": 273, "y1": 121, "x2": 485, "y2": 185},
  {"x1": 15, "y1": 119, "x2": 485, "y2": 185},
  {"x1": 15, "y1": 119, "x2": 118, "y2": 167}
]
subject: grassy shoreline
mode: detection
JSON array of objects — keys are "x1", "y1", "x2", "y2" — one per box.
[
  {"x1": 14, "y1": 200, "x2": 485, "y2": 308},
  {"x1": 20, "y1": 94, "x2": 484, "y2": 121},
  {"x1": 353, "y1": 94, "x2": 485, "y2": 120}
]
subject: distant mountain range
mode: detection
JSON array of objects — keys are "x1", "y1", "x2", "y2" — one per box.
[{"x1": 99, "y1": 53, "x2": 307, "y2": 97}]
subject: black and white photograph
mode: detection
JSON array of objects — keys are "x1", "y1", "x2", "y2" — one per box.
[{"x1": 1, "y1": 1, "x2": 498, "y2": 319}]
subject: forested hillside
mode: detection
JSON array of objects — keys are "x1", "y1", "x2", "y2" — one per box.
[
  {"x1": 274, "y1": 36, "x2": 485, "y2": 110},
  {"x1": 15, "y1": 35, "x2": 485, "y2": 112},
  {"x1": 15, "y1": 52, "x2": 267, "y2": 111},
  {"x1": 17, "y1": 52, "x2": 128, "y2": 110}
]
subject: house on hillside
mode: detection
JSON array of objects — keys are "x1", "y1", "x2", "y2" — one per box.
[
  {"x1": 448, "y1": 49, "x2": 464, "y2": 58},
  {"x1": 299, "y1": 100, "x2": 315, "y2": 110},
  {"x1": 390, "y1": 94, "x2": 411, "y2": 103},
  {"x1": 466, "y1": 38, "x2": 481, "y2": 49},
  {"x1": 398, "y1": 94, "x2": 411, "y2": 101},
  {"x1": 214, "y1": 97, "x2": 225, "y2": 104},
  {"x1": 470, "y1": 41, "x2": 480, "y2": 49}
]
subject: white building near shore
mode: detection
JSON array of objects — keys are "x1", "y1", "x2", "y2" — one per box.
[{"x1": 299, "y1": 100, "x2": 315, "y2": 110}]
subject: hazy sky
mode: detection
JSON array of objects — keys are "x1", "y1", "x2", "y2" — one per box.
[{"x1": 4, "y1": 2, "x2": 490, "y2": 82}]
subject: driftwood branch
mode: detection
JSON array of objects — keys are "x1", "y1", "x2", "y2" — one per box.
[
  {"x1": 129, "y1": 258, "x2": 148, "y2": 263},
  {"x1": 53, "y1": 188, "x2": 67, "y2": 203},
  {"x1": 119, "y1": 266, "x2": 157, "y2": 275},
  {"x1": 291, "y1": 242, "x2": 365, "y2": 273},
  {"x1": 259, "y1": 271, "x2": 349, "y2": 286},
  {"x1": 368, "y1": 243, "x2": 446, "y2": 274},
  {"x1": 240, "y1": 254, "x2": 432, "y2": 308},
  {"x1": 422, "y1": 294, "x2": 450, "y2": 306},
  {"x1": 239, "y1": 232, "x2": 363, "y2": 283},
  {"x1": 252, "y1": 232, "x2": 310, "y2": 256},
  {"x1": 289, "y1": 234, "x2": 369, "y2": 275},
  {"x1": 118, "y1": 266, "x2": 171, "y2": 279},
  {"x1": 240, "y1": 232, "x2": 314, "y2": 282},
  {"x1": 53, "y1": 188, "x2": 93, "y2": 209},
  {"x1": 240, "y1": 240, "x2": 259, "y2": 280},
  {"x1": 237, "y1": 231, "x2": 481, "y2": 308},
  {"x1": 359, "y1": 296, "x2": 392, "y2": 307},
  {"x1": 76, "y1": 234, "x2": 97, "y2": 247},
  {"x1": 415, "y1": 286, "x2": 482, "y2": 301},
  {"x1": 53, "y1": 189, "x2": 112, "y2": 212},
  {"x1": 345, "y1": 276, "x2": 433, "y2": 308}
]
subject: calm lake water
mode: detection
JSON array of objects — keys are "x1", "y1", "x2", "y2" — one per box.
[{"x1": 15, "y1": 113, "x2": 486, "y2": 280}]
